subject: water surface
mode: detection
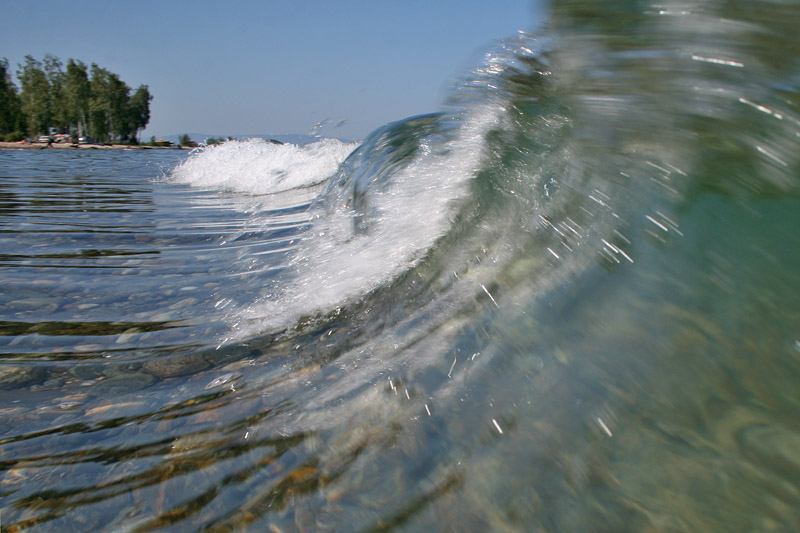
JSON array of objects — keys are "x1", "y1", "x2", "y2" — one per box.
[{"x1": 2, "y1": 1, "x2": 800, "y2": 530}]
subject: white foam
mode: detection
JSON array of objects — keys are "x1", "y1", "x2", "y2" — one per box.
[
  {"x1": 235, "y1": 105, "x2": 503, "y2": 337},
  {"x1": 170, "y1": 138, "x2": 359, "y2": 195}
]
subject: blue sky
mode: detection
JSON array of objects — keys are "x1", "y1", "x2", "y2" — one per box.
[{"x1": 2, "y1": 1, "x2": 545, "y2": 140}]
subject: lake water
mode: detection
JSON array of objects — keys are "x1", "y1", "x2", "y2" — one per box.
[{"x1": 2, "y1": 1, "x2": 800, "y2": 531}]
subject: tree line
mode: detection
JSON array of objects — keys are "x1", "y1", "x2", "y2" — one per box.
[{"x1": 0, "y1": 54, "x2": 151, "y2": 143}]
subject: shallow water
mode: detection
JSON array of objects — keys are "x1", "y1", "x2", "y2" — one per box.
[{"x1": 2, "y1": 1, "x2": 800, "y2": 531}]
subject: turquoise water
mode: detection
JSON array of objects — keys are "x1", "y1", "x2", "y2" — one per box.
[{"x1": 2, "y1": 1, "x2": 800, "y2": 531}]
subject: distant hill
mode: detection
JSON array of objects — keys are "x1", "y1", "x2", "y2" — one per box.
[{"x1": 157, "y1": 133, "x2": 357, "y2": 146}]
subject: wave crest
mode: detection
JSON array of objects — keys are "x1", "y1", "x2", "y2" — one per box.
[{"x1": 170, "y1": 138, "x2": 359, "y2": 195}]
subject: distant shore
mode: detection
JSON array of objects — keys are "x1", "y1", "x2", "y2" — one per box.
[{"x1": 0, "y1": 141, "x2": 189, "y2": 151}]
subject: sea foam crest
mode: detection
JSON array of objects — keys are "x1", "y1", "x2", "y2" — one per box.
[
  {"x1": 235, "y1": 104, "x2": 504, "y2": 337},
  {"x1": 170, "y1": 138, "x2": 359, "y2": 195}
]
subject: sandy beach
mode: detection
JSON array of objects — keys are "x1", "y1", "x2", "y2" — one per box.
[{"x1": 0, "y1": 141, "x2": 187, "y2": 150}]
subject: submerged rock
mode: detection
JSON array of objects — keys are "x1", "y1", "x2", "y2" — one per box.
[
  {"x1": 90, "y1": 372, "x2": 156, "y2": 395},
  {"x1": 143, "y1": 353, "x2": 209, "y2": 378},
  {"x1": 0, "y1": 366, "x2": 46, "y2": 389}
]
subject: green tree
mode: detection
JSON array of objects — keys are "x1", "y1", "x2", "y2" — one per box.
[
  {"x1": 88, "y1": 64, "x2": 113, "y2": 142},
  {"x1": 128, "y1": 85, "x2": 152, "y2": 143},
  {"x1": 17, "y1": 55, "x2": 51, "y2": 136},
  {"x1": 65, "y1": 59, "x2": 90, "y2": 137},
  {"x1": 107, "y1": 72, "x2": 132, "y2": 141},
  {"x1": 0, "y1": 58, "x2": 23, "y2": 135},
  {"x1": 43, "y1": 54, "x2": 67, "y2": 133},
  {"x1": 10, "y1": 55, "x2": 152, "y2": 142},
  {"x1": 179, "y1": 133, "x2": 192, "y2": 147}
]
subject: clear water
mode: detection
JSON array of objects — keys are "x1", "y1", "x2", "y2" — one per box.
[{"x1": 2, "y1": 1, "x2": 800, "y2": 531}]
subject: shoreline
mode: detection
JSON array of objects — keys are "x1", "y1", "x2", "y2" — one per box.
[{"x1": 0, "y1": 141, "x2": 189, "y2": 151}]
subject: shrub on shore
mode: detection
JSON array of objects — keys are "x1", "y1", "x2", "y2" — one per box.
[
  {"x1": 179, "y1": 134, "x2": 197, "y2": 148},
  {"x1": 206, "y1": 136, "x2": 235, "y2": 146},
  {"x1": 2, "y1": 131, "x2": 25, "y2": 142}
]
